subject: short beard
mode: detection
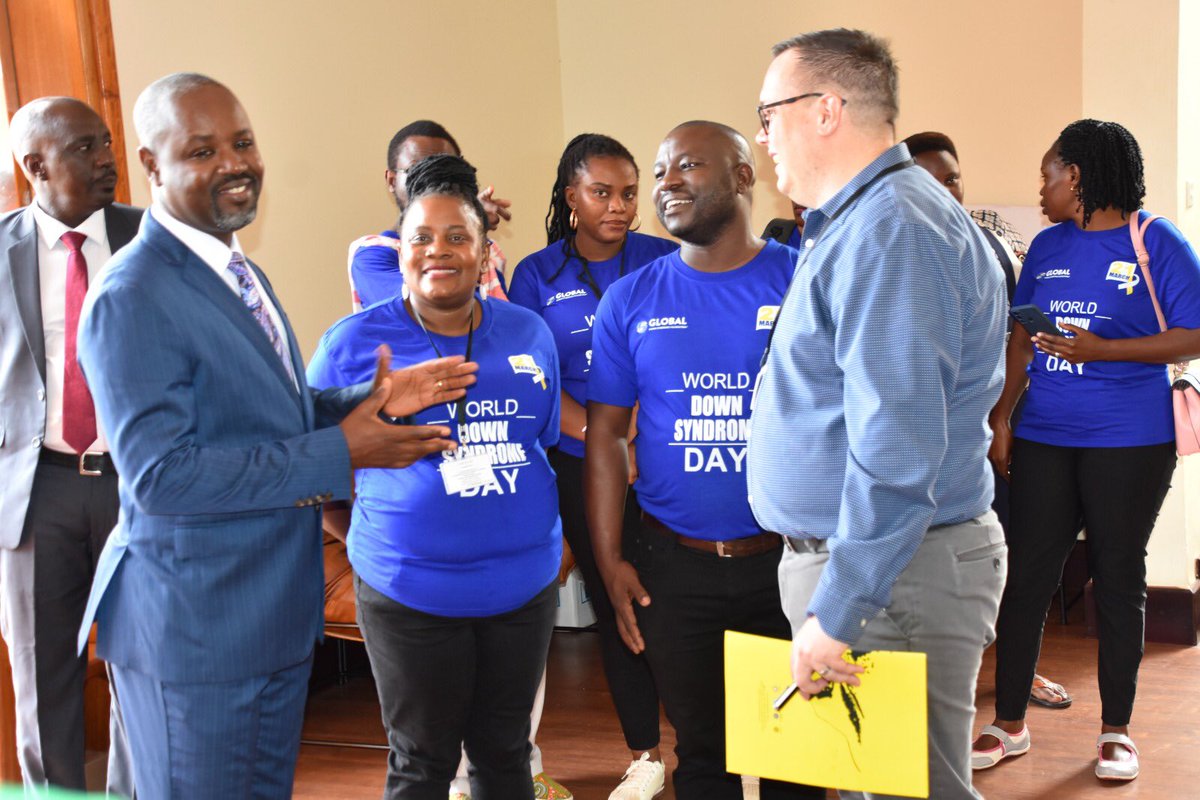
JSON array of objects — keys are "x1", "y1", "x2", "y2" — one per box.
[
  {"x1": 211, "y1": 204, "x2": 257, "y2": 232},
  {"x1": 662, "y1": 201, "x2": 736, "y2": 247},
  {"x1": 209, "y1": 188, "x2": 258, "y2": 232}
]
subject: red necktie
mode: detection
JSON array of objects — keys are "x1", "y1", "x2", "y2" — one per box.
[{"x1": 60, "y1": 231, "x2": 97, "y2": 454}]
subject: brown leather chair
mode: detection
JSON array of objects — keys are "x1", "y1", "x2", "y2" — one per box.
[
  {"x1": 322, "y1": 533, "x2": 362, "y2": 644},
  {"x1": 300, "y1": 535, "x2": 386, "y2": 751}
]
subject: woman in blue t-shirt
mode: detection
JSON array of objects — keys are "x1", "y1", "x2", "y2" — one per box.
[
  {"x1": 308, "y1": 155, "x2": 563, "y2": 798},
  {"x1": 507, "y1": 134, "x2": 677, "y2": 794},
  {"x1": 973, "y1": 121, "x2": 1200, "y2": 782}
]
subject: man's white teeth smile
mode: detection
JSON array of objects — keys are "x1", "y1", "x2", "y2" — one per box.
[
  {"x1": 222, "y1": 184, "x2": 249, "y2": 194},
  {"x1": 665, "y1": 199, "x2": 692, "y2": 210}
]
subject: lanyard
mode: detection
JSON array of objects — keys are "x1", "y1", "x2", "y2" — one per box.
[
  {"x1": 411, "y1": 300, "x2": 475, "y2": 427},
  {"x1": 759, "y1": 158, "x2": 915, "y2": 368},
  {"x1": 559, "y1": 240, "x2": 628, "y2": 299}
]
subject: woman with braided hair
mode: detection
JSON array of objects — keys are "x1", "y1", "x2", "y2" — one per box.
[
  {"x1": 972, "y1": 120, "x2": 1200, "y2": 782},
  {"x1": 508, "y1": 134, "x2": 676, "y2": 800},
  {"x1": 309, "y1": 154, "x2": 564, "y2": 799}
]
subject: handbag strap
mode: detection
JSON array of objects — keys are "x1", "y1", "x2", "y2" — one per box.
[
  {"x1": 1129, "y1": 213, "x2": 1187, "y2": 378},
  {"x1": 1130, "y1": 213, "x2": 1166, "y2": 331}
]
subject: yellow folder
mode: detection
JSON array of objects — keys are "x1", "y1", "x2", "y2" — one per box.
[{"x1": 724, "y1": 631, "x2": 929, "y2": 798}]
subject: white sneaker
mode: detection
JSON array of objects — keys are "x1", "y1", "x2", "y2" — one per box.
[{"x1": 608, "y1": 753, "x2": 665, "y2": 800}]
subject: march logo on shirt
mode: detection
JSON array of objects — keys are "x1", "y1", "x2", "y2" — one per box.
[
  {"x1": 508, "y1": 354, "x2": 547, "y2": 388},
  {"x1": 755, "y1": 306, "x2": 780, "y2": 330},
  {"x1": 636, "y1": 316, "x2": 688, "y2": 334},
  {"x1": 1105, "y1": 261, "x2": 1140, "y2": 295}
]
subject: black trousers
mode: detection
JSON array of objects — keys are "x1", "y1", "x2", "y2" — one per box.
[
  {"x1": 549, "y1": 449, "x2": 660, "y2": 751},
  {"x1": 356, "y1": 577, "x2": 557, "y2": 800},
  {"x1": 631, "y1": 517, "x2": 824, "y2": 800},
  {"x1": 994, "y1": 438, "x2": 1175, "y2": 725}
]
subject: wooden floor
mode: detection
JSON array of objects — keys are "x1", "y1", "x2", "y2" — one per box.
[{"x1": 295, "y1": 615, "x2": 1200, "y2": 799}]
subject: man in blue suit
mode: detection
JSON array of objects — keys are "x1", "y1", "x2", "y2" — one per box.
[{"x1": 76, "y1": 72, "x2": 476, "y2": 798}]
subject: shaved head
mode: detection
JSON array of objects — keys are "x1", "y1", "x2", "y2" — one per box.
[
  {"x1": 133, "y1": 72, "x2": 227, "y2": 151},
  {"x1": 9, "y1": 97, "x2": 101, "y2": 163},
  {"x1": 670, "y1": 120, "x2": 756, "y2": 179},
  {"x1": 8, "y1": 96, "x2": 116, "y2": 227}
]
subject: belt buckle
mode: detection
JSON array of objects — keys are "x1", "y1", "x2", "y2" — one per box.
[
  {"x1": 715, "y1": 541, "x2": 732, "y2": 558},
  {"x1": 79, "y1": 451, "x2": 104, "y2": 477}
]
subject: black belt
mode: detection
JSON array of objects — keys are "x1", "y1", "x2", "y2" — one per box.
[{"x1": 39, "y1": 449, "x2": 117, "y2": 477}]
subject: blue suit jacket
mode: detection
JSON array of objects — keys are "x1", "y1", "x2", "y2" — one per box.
[{"x1": 77, "y1": 211, "x2": 365, "y2": 683}]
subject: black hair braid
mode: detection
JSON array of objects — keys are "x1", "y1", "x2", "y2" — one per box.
[
  {"x1": 544, "y1": 133, "x2": 638, "y2": 286},
  {"x1": 1055, "y1": 119, "x2": 1145, "y2": 228},
  {"x1": 399, "y1": 154, "x2": 488, "y2": 237}
]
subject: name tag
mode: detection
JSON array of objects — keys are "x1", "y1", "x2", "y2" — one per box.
[
  {"x1": 750, "y1": 367, "x2": 765, "y2": 412},
  {"x1": 441, "y1": 454, "x2": 496, "y2": 496}
]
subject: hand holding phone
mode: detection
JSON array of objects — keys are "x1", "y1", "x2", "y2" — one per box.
[{"x1": 1009, "y1": 304, "x2": 1063, "y2": 337}]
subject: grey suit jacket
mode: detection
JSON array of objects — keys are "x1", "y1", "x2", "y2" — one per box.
[{"x1": 0, "y1": 203, "x2": 142, "y2": 550}]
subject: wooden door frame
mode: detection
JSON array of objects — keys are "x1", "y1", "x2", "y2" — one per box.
[{"x1": 0, "y1": 0, "x2": 130, "y2": 207}]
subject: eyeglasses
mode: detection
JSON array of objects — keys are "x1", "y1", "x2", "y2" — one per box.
[{"x1": 756, "y1": 92, "x2": 845, "y2": 132}]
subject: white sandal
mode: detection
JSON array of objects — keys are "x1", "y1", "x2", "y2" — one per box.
[
  {"x1": 971, "y1": 724, "x2": 1030, "y2": 770},
  {"x1": 1096, "y1": 732, "x2": 1139, "y2": 781}
]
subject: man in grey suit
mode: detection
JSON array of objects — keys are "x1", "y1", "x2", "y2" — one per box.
[{"x1": 0, "y1": 97, "x2": 138, "y2": 795}]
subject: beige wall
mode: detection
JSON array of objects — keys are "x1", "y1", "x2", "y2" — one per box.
[
  {"x1": 558, "y1": 0, "x2": 1083, "y2": 240},
  {"x1": 108, "y1": 0, "x2": 564, "y2": 355},
  {"x1": 111, "y1": 0, "x2": 1084, "y2": 354}
]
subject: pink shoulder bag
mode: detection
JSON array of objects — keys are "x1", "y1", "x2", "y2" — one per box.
[{"x1": 1130, "y1": 213, "x2": 1200, "y2": 456}]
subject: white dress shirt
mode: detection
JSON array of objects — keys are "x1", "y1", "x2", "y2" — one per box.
[
  {"x1": 150, "y1": 205, "x2": 297, "y2": 388},
  {"x1": 33, "y1": 202, "x2": 111, "y2": 454}
]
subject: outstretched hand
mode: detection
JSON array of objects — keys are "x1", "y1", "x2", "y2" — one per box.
[
  {"x1": 341, "y1": 377, "x2": 458, "y2": 469},
  {"x1": 370, "y1": 345, "x2": 479, "y2": 419},
  {"x1": 478, "y1": 185, "x2": 512, "y2": 231}
]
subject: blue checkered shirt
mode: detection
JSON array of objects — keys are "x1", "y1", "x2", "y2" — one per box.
[{"x1": 746, "y1": 143, "x2": 1006, "y2": 644}]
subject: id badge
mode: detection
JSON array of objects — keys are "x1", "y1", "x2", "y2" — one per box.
[
  {"x1": 750, "y1": 367, "x2": 766, "y2": 412},
  {"x1": 440, "y1": 454, "x2": 495, "y2": 495}
]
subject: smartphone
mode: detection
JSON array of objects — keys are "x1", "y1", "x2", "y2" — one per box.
[{"x1": 1009, "y1": 304, "x2": 1063, "y2": 337}]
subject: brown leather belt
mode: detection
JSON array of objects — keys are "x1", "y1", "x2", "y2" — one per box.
[{"x1": 640, "y1": 511, "x2": 782, "y2": 558}]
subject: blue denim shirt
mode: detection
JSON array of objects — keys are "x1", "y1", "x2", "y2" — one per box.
[{"x1": 746, "y1": 143, "x2": 1006, "y2": 644}]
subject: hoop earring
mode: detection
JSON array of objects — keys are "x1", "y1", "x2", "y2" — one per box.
[
  {"x1": 630, "y1": 213, "x2": 642, "y2": 232},
  {"x1": 569, "y1": 208, "x2": 578, "y2": 230}
]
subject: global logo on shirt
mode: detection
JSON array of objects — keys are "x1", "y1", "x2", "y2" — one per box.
[
  {"x1": 636, "y1": 316, "x2": 688, "y2": 334},
  {"x1": 1105, "y1": 261, "x2": 1140, "y2": 295},
  {"x1": 755, "y1": 305, "x2": 780, "y2": 330},
  {"x1": 1036, "y1": 268, "x2": 1071, "y2": 281},
  {"x1": 508, "y1": 354, "x2": 547, "y2": 389},
  {"x1": 546, "y1": 289, "x2": 589, "y2": 307}
]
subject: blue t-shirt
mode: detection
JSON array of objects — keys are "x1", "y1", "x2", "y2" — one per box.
[
  {"x1": 508, "y1": 232, "x2": 678, "y2": 457},
  {"x1": 589, "y1": 239, "x2": 798, "y2": 540},
  {"x1": 350, "y1": 230, "x2": 403, "y2": 308},
  {"x1": 307, "y1": 297, "x2": 562, "y2": 616},
  {"x1": 1013, "y1": 212, "x2": 1200, "y2": 447},
  {"x1": 786, "y1": 224, "x2": 802, "y2": 250}
]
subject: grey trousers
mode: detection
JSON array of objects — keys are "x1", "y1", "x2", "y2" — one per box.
[
  {"x1": 0, "y1": 459, "x2": 134, "y2": 796},
  {"x1": 778, "y1": 512, "x2": 1006, "y2": 800}
]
